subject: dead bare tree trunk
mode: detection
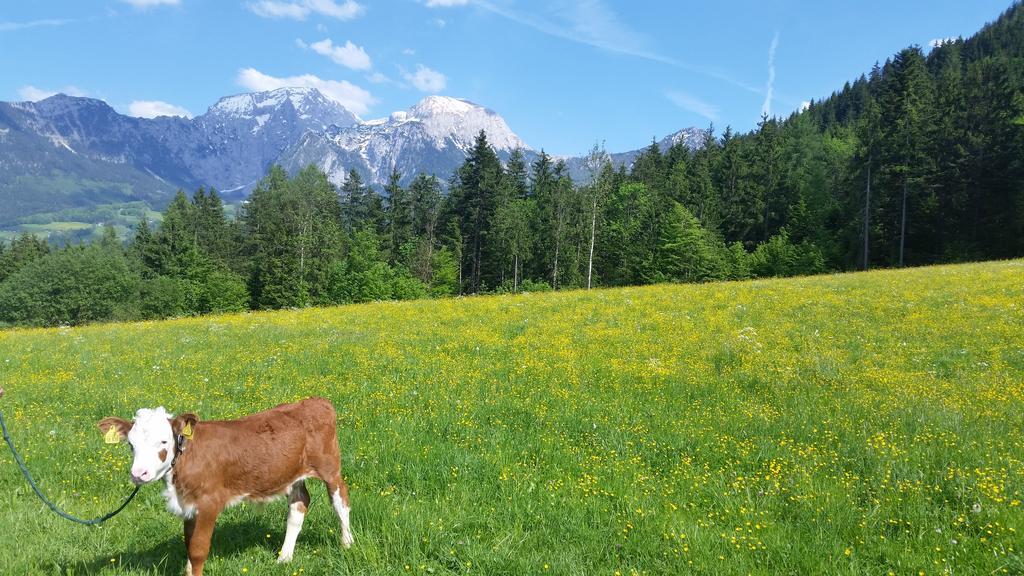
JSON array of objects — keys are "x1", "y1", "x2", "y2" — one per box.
[
  {"x1": 552, "y1": 240, "x2": 560, "y2": 290},
  {"x1": 587, "y1": 196, "x2": 597, "y2": 289},
  {"x1": 513, "y1": 253, "x2": 519, "y2": 292}
]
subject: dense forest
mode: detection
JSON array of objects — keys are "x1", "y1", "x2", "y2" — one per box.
[{"x1": 0, "y1": 3, "x2": 1021, "y2": 327}]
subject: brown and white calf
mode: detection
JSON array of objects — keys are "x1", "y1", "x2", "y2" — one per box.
[{"x1": 98, "y1": 398, "x2": 353, "y2": 576}]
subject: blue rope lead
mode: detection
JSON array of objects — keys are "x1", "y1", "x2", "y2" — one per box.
[{"x1": 0, "y1": 399, "x2": 140, "y2": 526}]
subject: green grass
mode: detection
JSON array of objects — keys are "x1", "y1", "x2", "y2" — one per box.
[
  {"x1": 0, "y1": 260, "x2": 1022, "y2": 575},
  {"x1": 1, "y1": 201, "x2": 232, "y2": 247},
  {"x1": 19, "y1": 222, "x2": 95, "y2": 233}
]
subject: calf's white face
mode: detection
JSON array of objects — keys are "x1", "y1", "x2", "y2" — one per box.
[
  {"x1": 99, "y1": 407, "x2": 177, "y2": 485},
  {"x1": 126, "y1": 407, "x2": 176, "y2": 484}
]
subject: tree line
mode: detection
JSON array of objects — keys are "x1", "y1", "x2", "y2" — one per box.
[{"x1": 0, "y1": 3, "x2": 1021, "y2": 327}]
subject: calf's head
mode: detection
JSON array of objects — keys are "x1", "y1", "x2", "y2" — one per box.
[{"x1": 98, "y1": 408, "x2": 199, "y2": 485}]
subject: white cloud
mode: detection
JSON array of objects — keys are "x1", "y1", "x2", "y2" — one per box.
[
  {"x1": 120, "y1": 0, "x2": 180, "y2": 7},
  {"x1": 128, "y1": 100, "x2": 192, "y2": 118},
  {"x1": 248, "y1": 0, "x2": 363, "y2": 20},
  {"x1": 762, "y1": 32, "x2": 779, "y2": 117},
  {"x1": 366, "y1": 72, "x2": 406, "y2": 87},
  {"x1": 310, "y1": 38, "x2": 371, "y2": 70},
  {"x1": 0, "y1": 19, "x2": 72, "y2": 32},
  {"x1": 402, "y1": 48, "x2": 416, "y2": 56},
  {"x1": 665, "y1": 90, "x2": 719, "y2": 122},
  {"x1": 18, "y1": 85, "x2": 88, "y2": 101},
  {"x1": 403, "y1": 65, "x2": 446, "y2": 93},
  {"x1": 249, "y1": 1, "x2": 309, "y2": 19},
  {"x1": 425, "y1": 0, "x2": 468, "y2": 6},
  {"x1": 929, "y1": 37, "x2": 956, "y2": 49},
  {"x1": 433, "y1": 18, "x2": 447, "y2": 28},
  {"x1": 306, "y1": 0, "x2": 363, "y2": 19},
  {"x1": 236, "y1": 67, "x2": 375, "y2": 116},
  {"x1": 799, "y1": 100, "x2": 811, "y2": 113},
  {"x1": 294, "y1": 38, "x2": 308, "y2": 49}
]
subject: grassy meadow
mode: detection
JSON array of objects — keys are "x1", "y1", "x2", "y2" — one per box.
[
  {"x1": 0, "y1": 260, "x2": 1022, "y2": 575},
  {"x1": 0, "y1": 201, "x2": 165, "y2": 245}
]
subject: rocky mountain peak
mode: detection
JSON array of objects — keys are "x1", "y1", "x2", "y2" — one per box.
[{"x1": 204, "y1": 87, "x2": 358, "y2": 128}]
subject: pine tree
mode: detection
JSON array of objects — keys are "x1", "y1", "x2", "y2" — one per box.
[
  {"x1": 490, "y1": 148, "x2": 535, "y2": 289},
  {"x1": 385, "y1": 170, "x2": 414, "y2": 266},
  {"x1": 340, "y1": 169, "x2": 367, "y2": 233},
  {"x1": 0, "y1": 233, "x2": 49, "y2": 283},
  {"x1": 630, "y1": 139, "x2": 666, "y2": 196},
  {"x1": 192, "y1": 187, "x2": 235, "y2": 265},
  {"x1": 409, "y1": 174, "x2": 443, "y2": 283},
  {"x1": 528, "y1": 150, "x2": 555, "y2": 283},
  {"x1": 132, "y1": 218, "x2": 158, "y2": 274},
  {"x1": 504, "y1": 148, "x2": 530, "y2": 200},
  {"x1": 716, "y1": 127, "x2": 758, "y2": 245},
  {"x1": 877, "y1": 47, "x2": 935, "y2": 266},
  {"x1": 927, "y1": 41, "x2": 969, "y2": 260},
  {"x1": 158, "y1": 190, "x2": 195, "y2": 274},
  {"x1": 961, "y1": 56, "x2": 1024, "y2": 257},
  {"x1": 686, "y1": 129, "x2": 721, "y2": 233},
  {"x1": 856, "y1": 85, "x2": 882, "y2": 270},
  {"x1": 454, "y1": 130, "x2": 503, "y2": 293},
  {"x1": 598, "y1": 181, "x2": 657, "y2": 285},
  {"x1": 547, "y1": 161, "x2": 576, "y2": 289},
  {"x1": 491, "y1": 196, "x2": 535, "y2": 291},
  {"x1": 754, "y1": 114, "x2": 784, "y2": 241},
  {"x1": 244, "y1": 165, "x2": 344, "y2": 308},
  {"x1": 657, "y1": 202, "x2": 727, "y2": 283}
]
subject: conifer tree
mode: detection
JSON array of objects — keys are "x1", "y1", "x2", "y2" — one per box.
[
  {"x1": 409, "y1": 173, "x2": 443, "y2": 283},
  {"x1": 454, "y1": 130, "x2": 503, "y2": 293},
  {"x1": 385, "y1": 169, "x2": 414, "y2": 266},
  {"x1": 244, "y1": 165, "x2": 344, "y2": 308}
]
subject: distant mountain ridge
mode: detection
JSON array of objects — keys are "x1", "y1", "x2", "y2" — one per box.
[
  {"x1": 277, "y1": 94, "x2": 530, "y2": 188},
  {"x1": 0, "y1": 88, "x2": 703, "y2": 226},
  {"x1": 559, "y1": 127, "x2": 708, "y2": 181}
]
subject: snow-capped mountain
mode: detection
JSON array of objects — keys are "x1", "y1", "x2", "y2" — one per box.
[
  {"x1": 174, "y1": 87, "x2": 360, "y2": 195},
  {"x1": 0, "y1": 87, "x2": 706, "y2": 225},
  {"x1": 406, "y1": 96, "x2": 526, "y2": 152},
  {"x1": 278, "y1": 95, "x2": 528, "y2": 186}
]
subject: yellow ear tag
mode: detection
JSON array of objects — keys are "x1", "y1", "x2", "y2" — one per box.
[
  {"x1": 104, "y1": 426, "x2": 121, "y2": 444},
  {"x1": 181, "y1": 421, "x2": 194, "y2": 440}
]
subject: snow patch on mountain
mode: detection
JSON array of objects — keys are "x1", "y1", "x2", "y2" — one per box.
[
  {"x1": 277, "y1": 94, "x2": 530, "y2": 186},
  {"x1": 407, "y1": 96, "x2": 526, "y2": 151},
  {"x1": 205, "y1": 87, "x2": 359, "y2": 129},
  {"x1": 210, "y1": 87, "x2": 309, "y2": 117},
  {"x1": 48, "y1": 133, "x2": 76, "y2": 154}
]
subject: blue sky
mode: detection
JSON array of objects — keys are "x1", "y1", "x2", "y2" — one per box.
[{"x1": 0, "y1": 0, "x2": 1013, "y2": 155}]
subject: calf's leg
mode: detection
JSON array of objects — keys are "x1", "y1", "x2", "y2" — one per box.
[
  {"x1": 184, "y1": 506, "x2": 220, "y2": 576},
  {"x1": 278, "y1": 480, "x2": 311, "y2": 563},
  {"x1": 310, "y1": 427, "x2": 354, "y2": 549},
  {"x1": 325, "y1": 473, "x2": 354, "y2": 548}
]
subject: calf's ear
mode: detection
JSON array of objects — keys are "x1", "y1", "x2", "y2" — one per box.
[
  {"x1": 171, "y1": 413, "x2": 200, "y2": 439},
  {"x1": 98, "y1": 417, "x2": 132, "y2": 443}
]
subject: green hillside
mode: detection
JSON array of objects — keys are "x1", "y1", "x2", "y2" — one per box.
[{"x1": 0, "y1": 260, "x2": 1021, "y2": 574}]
